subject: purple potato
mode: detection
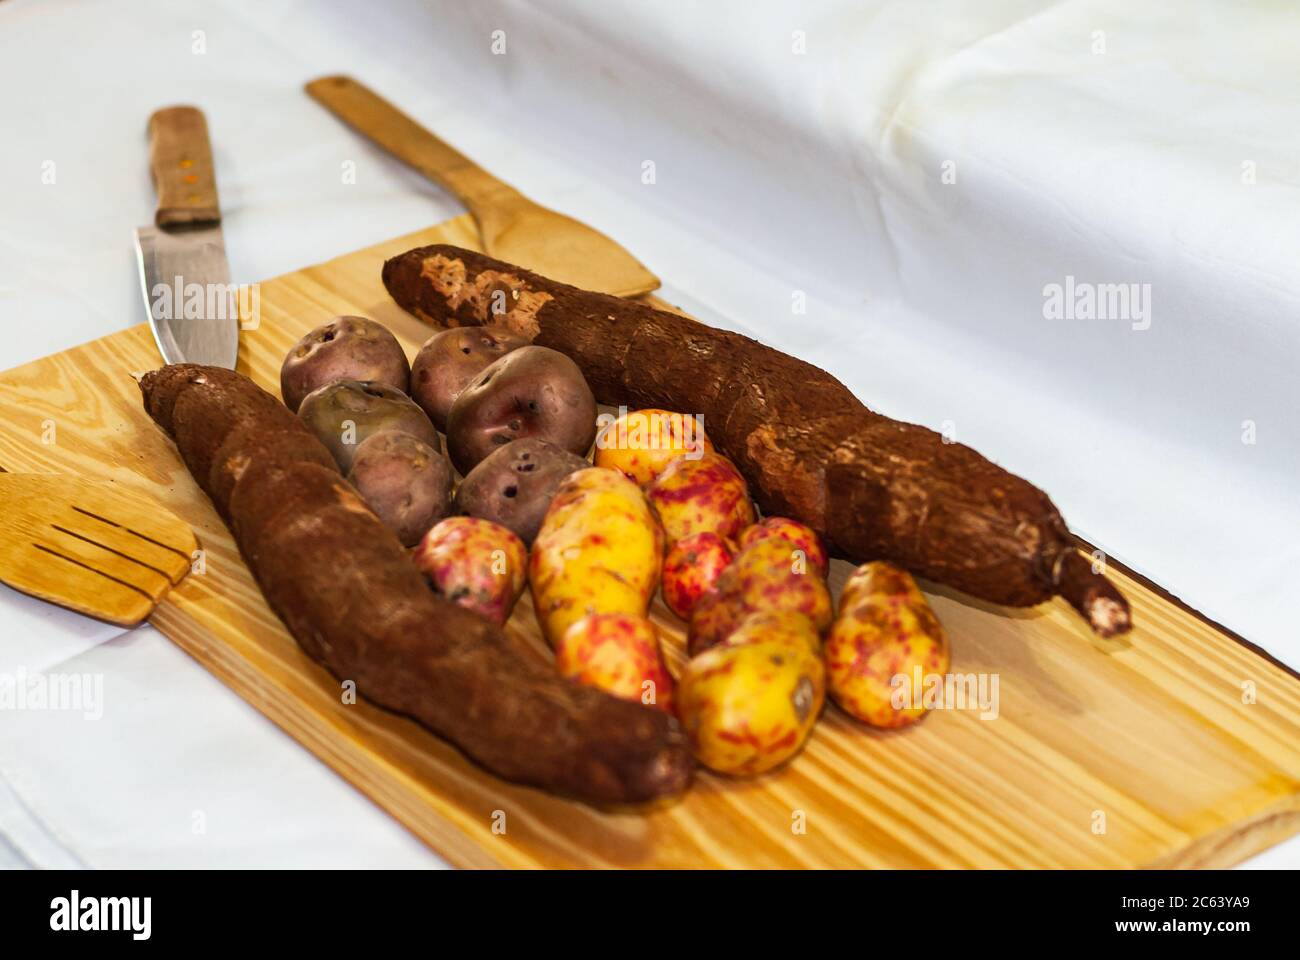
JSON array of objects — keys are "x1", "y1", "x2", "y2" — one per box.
[
  {"x1": 280, "y1": 316, "x2": 410, "y2": 413},
  {"x1": 347, "y1": 431, "x2": 454, "y2": 546},
  {"x1": 445, "y1": 345, "x2": 597, "y2": 474},
  {"x1": 409, "y1": 326, "x2": 528, "y2": 432},
  {"x1": 298, "y1": 379, "x2": 439, "y2": 473},
  {"x1": 455, "y1": 438, "x2": 591, "y2": 544}
]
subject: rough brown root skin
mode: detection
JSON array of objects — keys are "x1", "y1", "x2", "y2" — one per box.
[{"x1": 384, "y1": 244, "x2": 1133, "y2": 637}]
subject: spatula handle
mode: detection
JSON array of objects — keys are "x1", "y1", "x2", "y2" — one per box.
[
  {"x1": 306, "y1": 75, "x2": 521, "y2": 214},
  {"x1": 147, "y1": 106, "x2": 222, "y2": 229}
]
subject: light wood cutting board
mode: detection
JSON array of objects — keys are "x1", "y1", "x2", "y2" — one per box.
[{"x1": 2, "y1": 214, "x2": 1298, "y2": 868}]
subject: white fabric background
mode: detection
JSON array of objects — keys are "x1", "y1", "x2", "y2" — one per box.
[{"x1": 0, "y1": 0, "x2": 1296, "y2": 867}]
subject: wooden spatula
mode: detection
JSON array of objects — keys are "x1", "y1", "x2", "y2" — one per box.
[
  {"x1": 306, "y1": 74, "x2": 660, "y2": 297},
  {"x1": 0, "y1": 474, "x2": 197, "y2": 626}
]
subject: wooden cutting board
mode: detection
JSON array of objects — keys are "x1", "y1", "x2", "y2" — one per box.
[{"x1": 2, "y1": 214, "x2": 1298, "y2": 868}]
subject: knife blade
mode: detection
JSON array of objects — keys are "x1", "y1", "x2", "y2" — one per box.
[{"x1": 134, "y1": 106, "x2": 239, "y2": 369}]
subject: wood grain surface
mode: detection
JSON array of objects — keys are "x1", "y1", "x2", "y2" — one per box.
[
  {"x1": 1, "y1": 214, "x2": 1297, "y2": 868},
  {"x1": 0, "y1": 474, "x2": 196, "y2": 626},
  {"x1": 147, "y1": 106, "x2": 221, "y2": 229}
]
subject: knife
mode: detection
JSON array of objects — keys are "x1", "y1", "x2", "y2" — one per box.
[{"x1": 134, "y1": 106, "x2": 239, "y2": 369}]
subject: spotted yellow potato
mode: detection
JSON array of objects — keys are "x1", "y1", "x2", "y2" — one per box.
[
  {"x1": 722, "y1": 609, "x2": 822, "y2": 655},
  {"x1": 645, "y1": 451, "x2": 754, "y2": 547},
  {"x1": 826, "y1": 561, "x2": 950, "y2": 728},
  {"x1": 688, "y1": 536, "x2": 832, "y2": 656},
  {"x1": 593, "y1": 407, "x2": 713, "y2": 487},
  {"x1": 556, "y1": 612, "x2": 676, "y2": 714},
  {"x1": 530, "y1": 467, "x2": 663, "y2": 647},
  {"x1": 679, "y1": 638, "x2": 825, "y2": 776}
]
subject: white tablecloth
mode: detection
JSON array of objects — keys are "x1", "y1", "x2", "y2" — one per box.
[{"x1": 1, "y1": 0, "x2": 1296, "y2": 868}]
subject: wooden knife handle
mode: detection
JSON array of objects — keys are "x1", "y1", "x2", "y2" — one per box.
[
  {"x1": 306, "y1": 75, "x2": 521, "y2": 214},
  {"x1": 148, "y1": 106, "x2": 221, "y2": 229}
]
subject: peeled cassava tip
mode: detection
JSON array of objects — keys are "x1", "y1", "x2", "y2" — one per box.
[{"x1": 1055, "y1": 550, "x2": 1132, "y2": 637}]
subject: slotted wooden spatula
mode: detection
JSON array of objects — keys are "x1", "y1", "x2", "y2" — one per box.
[
  {"x1": 0, "y1": 474, "x2": 197, "y2": 626},
  {"x1": 306, "y1": 74, "x2": 660, "y2": 297}
]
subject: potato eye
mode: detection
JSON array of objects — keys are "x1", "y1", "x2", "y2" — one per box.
[{"x1": 503, "y1": 485, "x2": 518, "y2": 498}]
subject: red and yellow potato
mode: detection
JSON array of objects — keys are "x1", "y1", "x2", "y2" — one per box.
[
  {"x1": 688, "y1": 536, "x2": 832, "y2": 655},
  {"x1": 645, "y1": 451, "x2": 754, "y2": 547},
  {"x1": 555, "y1": 613, "x2": 676, "y2": 714},
  {"x1": 593, "y1": 407, "x2": 713, "y2": 487},
  {"x1": 412, "y1": 516, "x2": 528, "y2": 626},
  {"x1": 825, "y1": 561, "x2": 950, "y2": 728},
  {"x1": 678, "y1": 635, "x2": 825, "y2": 776},
  {"x1": 738, "y1": 516, "x2": 828, "y2": 579},
  {"x1": 661, "y1": 530, "x2": 734, "y2": 620},
  {"x1": 722, "y1": 610, "x2": 822, "y2": 655},
  {"x1": 530, "y1": 467, "x2": 663, "y2": 647}
]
